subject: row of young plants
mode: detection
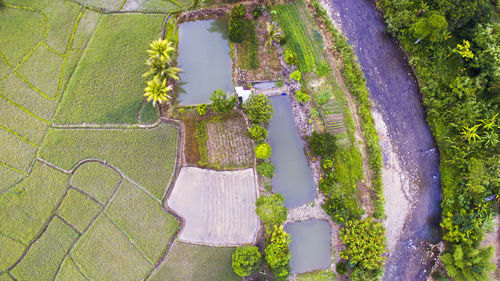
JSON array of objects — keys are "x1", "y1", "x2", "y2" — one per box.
[{"x1": 375, "y1": 0, "x2": 499, "y2": 279}]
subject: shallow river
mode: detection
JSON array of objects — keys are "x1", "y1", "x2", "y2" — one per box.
[{"x1": 322, "y1": 0, "x2": 442, "y2": 279}]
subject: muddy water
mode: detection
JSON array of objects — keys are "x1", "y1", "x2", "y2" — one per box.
[
  {"x1": 285, "y1": 219, "x2": 332, "y2": 274},
  {"x1": 322, "y1": 0, "x2": 442, "y2": 279},
  {"x1": 177, "y1": 19, "x2": 233, "y2": 105},
  {"x1": 268, "y1": 96, "x2": 316, "y2": 208}
]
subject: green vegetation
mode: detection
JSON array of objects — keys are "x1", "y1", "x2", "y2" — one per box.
[
  {"x1": 144, "y1": 76, "x2": 173, "y2": 107},
  {"x1": 289, "y1": 70, "x2": 301, "y2": 81},
  {"x1": 71, "y1": 162, "x2": 122, "y2": 204},
  {"x1": 257, "y1": 161, "x2": 275, "y2": 179},
  {"x1": 150, "y1": 242, "x2": 239, "y2": 281},
  {"x1": 195, "y1": 121, "x2": 209, "y2": 166},
  {"x1": 53, "y1": 14, "x2": 164, "y2": 124},
  {"x1": 265, "y1": 22, "x2": 284, "y2": 47},
  {"x1": 55, "y1": 257, "x2": 87, "y2": 281},
  {"x1": 295, "y1": 89, "x2": 311, "y2": 103},
  {"x1": 229, "y1": 5, "x2": 247, "y2": 43},
  {"x1": 255, "y1": 194, "x2": 287, "y2": 231},
  {"x1": 336, "y1": 261, "x2": 348, "y2": 275},
  {"x1": 265, "y1": 225, "x2": 291, "y2": 280},
  {"x1": 0, "y1": 129, "x2": 38, "y2": 172},
  {"x1": 39, "y1": 124, "x2": 178, "y2": 200},
  {"x1": 71, "y1": 9, "x2": 101, "y2": 50},
  {"x1": 255, "y1": 142, "x2": 272, "y2": 159},
  {"x1": 231, "y1": 4, "x2": 246, "y2": 18},
  {"x1": 297, "y1": 270, "x2": 336, "y2": 281},
  {"x1": 0, "y1": 98, "x2": 48, "y2": 145},
  {"x1": 441, "y1": 245, "x2": 495, "y2": 281},
  {"x1": 57, "y1": 188, "x2": 102, "y2": 232},
  {"x1": 243, "y1": 93, "x2": 273, "y2": 124},
  {"x1": 231, "y1": 246, "x2": 261, "y2": 277},
  {"x1": 238, "y1": 20, "x2": 259, "y2": 70},
  {"x1": 377, "y1": 0, "x2": 499, "y2": 277},
  {"x1": 210, "y1": 89, "x2": 237, "y2": 114},
  {"x1": 308, "y1": 131, "x2": 337, "y2": 158},
  {"x1": 197, "y1": 103, "x2": 207, "y2": 115},
  {"x1": 248, "y1": 124, "x2": 268, "y2": 142},
  {"x1": 284, "y1": 48, "x2": 298, "y2": 65}
]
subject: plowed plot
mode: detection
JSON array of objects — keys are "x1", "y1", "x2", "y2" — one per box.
[
  {"x1": 206, "y1": 114, "x2": 254, "y2": 169},
  {"x1": 168, "y1": 167, "x2": 259, "y2": 246}
]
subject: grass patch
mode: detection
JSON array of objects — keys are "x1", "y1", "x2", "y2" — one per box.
[
  {"x1": 11, "y1": 217, "x2": 79, "y2": 280},
  {"x1": 59, "y1": 50, "x2": 83, "y2": 101},
  {"x1": 55, "y1": 257, "x2": 87, "y2": 281},
  {"x1": 0, "y1": 98, "x2": 48, "y2": 145},
  {"x1": 70, "y1": 161, "x2": 121, "y2": 204},
  {"x1": 105, "y1": 180, "x2": 179, "y2": 261},
  {"x1": 0, "y1": 161, "x2": 69, "y2": 243},
  {"x1": 73, "y1": 0, "x2": 123, "y2": 10},
  {"x1": 238, "y1": 20, "x2": 259, "y2": 70},
  {"x1": 195, "y1": 121, "x2": 209, "y2": 167},
  {"x1": 139, "y1": 102, "x2": 159, "y2": 124},
  {"x1": 16, "y1": 44, "x2": 63, "y2": 99},
  {"x1": 0, "y1": 74, "x2": 58, "y2": 121},
  {"x1": 126, "y1": 0, "x2": 184, "y2": 11},
  {"x1": 0, "y1": 129, "x2": 38, "y2": 172},
  {"x1": 0, "y1": 235, "x2": 25, "y2": 272},
  {"x1": 275, "y1": 2, "x2": 323, "y2": 72},
  {"x1": 72, "y1": 9, "x2": 101, "y2": 50},
  {"x1": 0, "y1": 166, "x2": 25, "y2": 191},
  {"x1": 39, "y1": 124, "x2": 178, "y2": 200},
  {"x1": 296, "y1": 269, "x2": 336, "y2": 281},
  {"x1": 0, "y1": 5, "x2": 46, "y2": 66},
  {"x1": 53, "y1": 13, "x2": 164, "y2": 124},
  {"x1": 0, "y1": 274, "x2": 13, "y2": 281},
  {"x1": 71, "y1": 215, "x2": 152, "y2": 280},
  {"x1": 149, "y1": 242, "x2": 239, "y2": 281},
  {"x1": 57, "y1": 188, "x2": 102, "y2": 232},
  {"x1": 0, "y1": 58, "x2": 10, "y2": 78}
]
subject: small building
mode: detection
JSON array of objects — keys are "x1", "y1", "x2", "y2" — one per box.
[{"x1": 235, "y1": 86, "x2": 252, "y2": 103}]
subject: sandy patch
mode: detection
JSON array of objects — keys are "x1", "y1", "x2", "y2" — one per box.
[{"x1": 167, "y1": 167, "x2": 259, "y2": 246}]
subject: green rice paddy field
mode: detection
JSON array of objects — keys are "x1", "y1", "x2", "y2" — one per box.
[{"x1": 0, "y1": 0, "x2": 238, "y2": 280}]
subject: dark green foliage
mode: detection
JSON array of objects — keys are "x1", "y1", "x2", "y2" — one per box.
[
  {"x1": 335, "y1": 261, "x2": 348, "y2": 275},
  {"x1": 197, "y1": 103, "x2": 207, "y2": 115},
  {"x1": 441, "y1": 245, "x2": 495, "y2": 281},
  {"x1": 284, "y1": 48, "x2": 298, "y2": 65},
  {"x1": 265, "y1": 225, "x2": 291, "y2": 280},
  {"x1": 323, "y1": 194, "x2": 363, "y2": 224},
  {"x1": 257, "y1": 161, "x2": 275, "y2": 179},
  {"x1": 248, "y1": 124, "x2": 268, "y2": 142},
  {"x1": 252, "y1": 5, "x2": 263, "y2": 19},
  {"x1": 232, "y1": 246, "x2": 261, "y2": 277},
  {"x1": 255, "y1": 194, "x2": 287, "y2": 231},
  {"x1": 231, "y1": 4, "x2": 247, "y2": 18},
  {"x1": 210, "y1": 89, "x2": 237, "y2": 114},
  {"x1": 412, "y1": 11, "x2": 448, "y2": 42},
  {"x1": 350, "y1": 267, "x2": 383, "y2": 281},
  {"x1": 307, "y1": 131, "x2": 337, "y2": 158},
  {"x1": 243, "y1": 94, "x2": 273, "y2": 125},
  {"x1": 229, "y1": 17, "x2": 247, "y2": 43}
]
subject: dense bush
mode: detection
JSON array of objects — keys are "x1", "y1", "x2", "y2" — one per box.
[
  {"x1": 243, "y1": 94, "x2": 274, "y2": 124},
  {"x1": 229, "y1": 17, "x2": 247, "y2": 43},
  {"x1": 265, "y1": 225, "x2": 291, "y2": 280},
  {"x1": 339, "y1": 218, "x2": 386, "y2": 271},
  {"x1": 307, "y1": 131, "x2": 337, "y2": 158},
  {"x1": 197, "y1": 103, "x2": 207, "y2": 115},
  {"x1": 257, "y1": 161, "x2": 275, "y2": 179},
  {"x1": 252, "y1": 5, "x2": 263, "y2": 19},
  {"x1": 289, "y1": 70, "x2": 301, "y2": 81},
  {"x1": 210, "y1": 89, "x2": 237, "y2": 114},
  {"x1": 231, "y1": 4, "x2": 247, "y2": 18},
  {"x1": 248, "y1": 124, "x2": 268, "y2": 142},
  {"x1": 350, "y1": 267, "x2": 383, "y2": 281},
  {"x1": 335, "y1": 261, "x2": 348, "y2": 275},
  {"x1": 232, "y1": 246, "x2": 262, "y2": 277},
  {"x1": 322, "y1": 194, "x2": 363, "y2": 224},
  {"x1": 255, "y1": 143, "x2": 272, "y2": 159},
  {"x1": 255, "y1": 194, "x2": 287, "y2": 230},
  {"x1": 295, "y1": 89, "x2": 311, "y2": 103},
  {"x1": 441, "y1": 245, "x2": 494, "y2": 281},
  {"x1": 284, "y1": 49, "x2": 298, "y2": 65}
]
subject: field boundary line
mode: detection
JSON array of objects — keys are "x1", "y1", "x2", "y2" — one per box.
[
  {"x1": 0, "y1": 125, "x2": 40, "y2": 147},
  {"x1": 0, "y1": 161, "x2": 28, "y2": 176},
  {"x1": 51, "y1": 120, "x2": 161, "y2": 129},
  {"x1": 68, "y1": 185, "x2": 104, "y2": 206},
  {"x1": 41, "y1": 42, "x2": 65, "y2": 57},
  {"x1": 55, "y1": 214, "x2": 82, "y2": 235},
  {"x1": 68, "y1": 254, "x2": 91, "y2": 281}
]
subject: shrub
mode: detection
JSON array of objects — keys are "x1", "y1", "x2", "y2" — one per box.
[
  {"x1": 308, "y1": 131, "x2": 338, "y2": 158},
  {"x1": 243, "y1": 94, "x2": 273, "y2": 124},
  {"x1": 284, "y1": 49, "x2": 298, "y2": 65},
  {"x1": 231, "y1": 4, "x2": 247, "y2": 18},
  {"x1": 315, "y1": 60, "x2": 331, "y2": 77},
  {"x1": 248, "y1": 124, "x2": 268, "y2": 141},
  {"x1": 265, "y1": 226, "x2": 291, "y2": 280},
  {"x1": 350, "y1": 267, "x2": 383, "y2": 281},
  {"x1": 253, "y1": 5, "x2": 263, "y2": 19},
  {"x1": 336, "y1": 261, "x2": 348, "y2": 275},
  {"x1": 210, "y1": 89, "x2": 237, "y2": 114},
  {"x1": 323, "y1": 194, "x2": 363, "y2": 224},
  {"x1": 257, "y1": 162, "x2": 275, "y2": 179},
  {"x1": 339, "y1": 218, "x2": 386, "y2": 271},
  {"x1": 289, "y1": 70, "x2": 301, "y2": 81},
  {"x1": 197, "y1": 103, "x2": 207, "y2": 115},
  {"x1": 255, "y1": 194, "x2": 287, "y2": 230},
  {"x1": 320, "y1": 158, "x2": 334, "y2": 172},
  {"x1": 441, "y1": 244, "x2": 494, "y2": 281},
  {"x1": 295, "y1": 89, "x2": 311, "y2": 103},
  {"x1": 232, "y1": 246, "x2": 262, "y2": 277},
  {"x1": 229, "y1": 17, "x2": 247, "y2": 43},
  {"x1": 255, "y1": 143, "x2": 272, "y2": 159}
]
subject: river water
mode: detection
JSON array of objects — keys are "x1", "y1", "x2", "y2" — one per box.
[{"x1": 322, "y1": 0, "x2": 442, "y2": 279}]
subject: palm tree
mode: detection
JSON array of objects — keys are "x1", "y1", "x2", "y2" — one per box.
[
  {"x1": 265, "y1": 22, "x2": 283, "y2": 48},
  {"x1": 143, "y1": 56, "x2": 181, "y2": 80},
  {"x1": 144, "y1": 76, "x2": 173, "y2": 107},
  {"x1": 147, "y1": 38, "x2": 175, "y2": 63}
]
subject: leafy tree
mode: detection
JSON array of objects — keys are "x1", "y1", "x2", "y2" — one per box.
[
  {"x1": 323, "y1": 194, "x2": 363, "y2": 224},
  {"x1": 441, "y1": 209, "x2": 487, "y2": 246},
  {"x1": 255, "y1": 194, "x2": 287, "y2": 230},
  {"x1": 144, "y1": 76, "x2": 172, "y2": 107},
  {"x1": 336, "y1": 261, "x2": 348, "y2": 275},
  {"x1": 248, "y1": 124, "x2": 268, "y2": 142},
  {"x1": 265, "y1": 22, "x2": 284, "y2": 47},
  {"x1": 308, "y1": 131, "x2": 338, "y2": 158},
  {"x1": 265, "y1": 226, "x2": 291, "y2": 280},
  {"x1": 441, "y1": 244, "x2": 495, "y2": 281},
  {"x1": 255, "y1": 142, "x2": 272, "y2": 159},
  {"x1": 229, "y1": 17, "x2": 247, "y2": 43},
  {"x1": 197, "y1": 103, "x2": 207, "y2": 115},
  {"x1": 257, "y1": 161, "x2": 275, "y2": 179},
  {"x1": 412, "y1": 11, "x2": 448, "y2": 42},
  {"x1": 295, "y1": 90, "x2": 311, "y2": 103},
  {"x1": 252, "y1": 5, "x2": 263, "y2": 19},
  {"x1": 438, "y1": 0, "x2": 493, "y2": 30},
  {"x1": 243, "y1": 94, "x2": 273, "y2": 124},
  {"x1": 232, "y1": 246, "x2": 261, "y2": 277},
  {"x1": 339, "y1": 218, "x2": 386, "y2": 271},
  {"x1": 210, "y1": 89, "x2": 237, "y2": 114},
  {"x1": 289, "y1": 70, "x2": 302, "y2": 81},
  {"x1": 231, "y1": 4, "x2": 246, "y2": 18},
  {"x1": 284, "y1": 48, "x2": 298, "y2": 65}
]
